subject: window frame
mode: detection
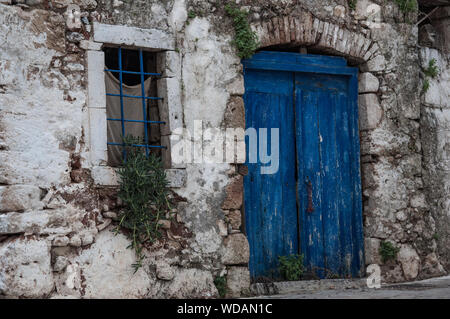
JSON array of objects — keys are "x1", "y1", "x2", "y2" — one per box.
[{"x1": 84, "y1": 22, "x2": 185, "y2": 187}]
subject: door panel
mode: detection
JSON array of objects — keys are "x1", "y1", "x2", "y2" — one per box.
[
  {"x1": 243, "y1": 52, "x2": 363, "y2": 280},
  {"x1": 244, "y1": 69, "x2": 298, "y2": 279}
]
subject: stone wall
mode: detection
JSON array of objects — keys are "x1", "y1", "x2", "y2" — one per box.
[
  {"x1": 0, "y1": 0, "x2": 449, "y2": 298},
  {"x1": 419, "y1": 6, "x2": 450, "y2": 272}
]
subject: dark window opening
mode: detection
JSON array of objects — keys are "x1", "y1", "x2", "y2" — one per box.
[{"x1": 104, "y1": 47, "x2": 164, "y2": 167}]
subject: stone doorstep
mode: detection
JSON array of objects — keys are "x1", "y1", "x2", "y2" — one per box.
[{"x1": 250, "y1": 278, "x2": 367, "y2": 296}]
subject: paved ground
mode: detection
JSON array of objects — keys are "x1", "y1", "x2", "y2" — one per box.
[{"x1": 254, "y1": 276, "x2": 450, "y2": 299}]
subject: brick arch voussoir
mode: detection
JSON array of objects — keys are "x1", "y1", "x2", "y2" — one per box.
[{"x1": 251, "y1": 12, "x2": 379, "y2": 63}]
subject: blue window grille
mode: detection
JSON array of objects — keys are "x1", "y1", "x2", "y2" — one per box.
[{"x1": 105, "y1": 47, "x2": 166, "y2": 160}]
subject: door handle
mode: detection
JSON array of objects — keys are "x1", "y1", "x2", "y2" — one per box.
[{"x1": 306, "y1": 177, "x2": 314, "y2": 213}]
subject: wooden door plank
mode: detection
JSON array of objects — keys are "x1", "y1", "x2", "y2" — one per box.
[
  {"x1": 348, "y1": 74, "x2": 365, "y2": 277},
  {"x1": 295, "y1": 87, "x2": 325, "y2": 278},
  {"x1": 334, "y1": 92, "x2": 355, "y2": 277},
  {"x1": 318, "y1": 91, "x2": 341, "y2": 277}
]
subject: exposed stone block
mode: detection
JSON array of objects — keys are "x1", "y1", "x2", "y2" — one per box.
[
  {"x1": 334, "y1": 5, "x2": 346, "y2": 18},
  {"x1": 87, "y1": 50, "x2": 106, "y2": 109},
  {"x1": 0, "y1": 237, "x2": 54, "y2": 298},
  {"x1": 289, "y1": 16, "x2": 296, "y2": 44},
  {"x1": 79, "y1": 40, "x2": 102, "y2": 51},
  {"x1": 53, "y1": 256, "x2": 69, "y2": 272},
  {"x1": 67, "y1": 230, "x2": 151, "y2": 298},
  {"x1": 364, "y1": 237, "x2": 381, "y2": 265},
  {"x1": 52, "y1": 236, "x2": 70, "y2": 247},
  {"x1": 410, "y1": 193, "x2": 427, "y2": 209},
  {"x1": 69, "y1": 235, "x2": 82, "y2": 247},
  {"x1": 158, "y1": 76, "x2": 183, "y2": 136},
  {"x1": 91, "y1": 166, "x2": 118, "y2": 186},
  {"x1": 358, "y1": 94, "x2": 383, "y2": 130},
  {"x1": 226, "y1": 266, "x2": 250, "y2": 298},
  {"x1": 227, "y1": 210, "x2": 242, "y2": 230},
  {"x1": 93, "y1": 22, "x2": 175, "y2": 50},
  {"x1": 163, "y1": 268, "x2": 217, "y2": 298},
  {"x1": 259, "y1": 21, "x2": 271, "y2": 47},
  {"x1": 284, "y1": 16, "x2": 291, "y2": 43},
  {"x1": 271, "y1": 17, "x2": 280, "y2": 46},
  {"x1": 156, "y1": 262, "x2": 175, "y2": 281},
  {"x1": 0, "y1": 185, "x2": 42, "y2": 213},
  {"x1": 88, "y1": 107, "x2": 107, "y2": 167},
  {"x1": 226, "y1": 75, "x2": 245, "y2": 96},
  {"x1": 398, "y1": 245, "x2": 420, "y2": 280},
  {"x1": 359, "y1": 72, "x2": 380, "y2": 93},
  {"x1": 278, "y1": 16, "x2": 286, "y2": 44},
  {"x1": 166, "y1": 168, "x2": 187, "y2": 188},
  {"x1": 421, "y1": 253, "x2": 446, "y2": 278},
  {"x1": 294, "y1": 17, "x2": 303, "y2": 44},
  {"x1": 360, "y1": 38, "x2": 372, "y2": 59},
  {"x1": 217, "y1": 219, "x2": 228, "y2": 237},
  {"x1": 361, "y1": 54, "x2": 386, "y2": 72},
  {"x1": 0, "y1": 211, "x2": 49, "y2": 235},
  {"x1": 222, "y1": 233, "x2": 250, "y2": 265},
  {"x1": 221, "y1": 175, "x2": 243, "y2": 210},
  {"x1": 224, "y1": 96, "x2": 245, "y2": 129},
  {"x1": 355, "y1": 0, "x2": 380, "y2": 20}
]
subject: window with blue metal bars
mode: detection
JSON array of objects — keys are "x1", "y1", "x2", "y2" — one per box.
[{"x1": 104, "y1": 47, "x2": 165, "y2": 166}]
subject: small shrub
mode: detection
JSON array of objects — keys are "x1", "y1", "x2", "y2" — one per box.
[
  {"x1": 278, "y1": 254, "x2": 305, "y2": 281},
  {"x1": 225, "y1": 3, "x2": 259, "y2": 59},
  {"x1": 379, "y1": 241, "x2": 400, "y2": 263},
  {"x1": 348, "y1": 0, "x2": 357, "y2": 10},
  {"x1": 214, "y1": 276, "x2": 227, "y2": 298},
  {"x1": 115, "y1": 136, "x2": 171, "y2": 272}
]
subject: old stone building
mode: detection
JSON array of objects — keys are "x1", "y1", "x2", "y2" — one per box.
[{"x1": 0, "y1": 0, "x2": 449, "y2": 298}]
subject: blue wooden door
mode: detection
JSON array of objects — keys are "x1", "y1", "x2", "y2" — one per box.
[{"x1": 243, "y1": 52, "x2": 364, "y2": 280}]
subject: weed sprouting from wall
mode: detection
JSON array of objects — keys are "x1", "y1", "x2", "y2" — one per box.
[
  {"x1": 379, "y1": 241, "x2": 400, "y2": 263},
  {"x1": 348, "y1": 0, "x2": 357, "y2": 10},
  {"x1": 424, "y1": 58, "x2": 439, "y2": 78},
  {"x1": 115, "y1": 136, "x2": 172, "y2": 272},
  {"x1": 422, "y1": 58, "x2": 439, "y2": 94},
  {"x1": 225, "y1": 3, "x2": 259, "y2": 59},
  {"x1": 214, "y1": 276, "x2": 227, "y2": 298},
  {"x1": 394, "y1": 0, "x2": 417, "y2": 14}
]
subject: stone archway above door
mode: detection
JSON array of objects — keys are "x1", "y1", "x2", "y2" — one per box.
[{"x1": 250, "y1": 11, "x2": 379, "y2": 63}]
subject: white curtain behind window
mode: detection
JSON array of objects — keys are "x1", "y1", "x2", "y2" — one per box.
[{"x1": 105, "y1": 71, "x2": 152, "y2": 166}]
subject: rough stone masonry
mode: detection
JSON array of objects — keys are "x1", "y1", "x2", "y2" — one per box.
[{"x1": 0, "y1": 0, "x2": 449, "y2": 298}]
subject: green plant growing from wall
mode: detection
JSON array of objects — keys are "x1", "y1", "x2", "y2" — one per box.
[
  {"x1": 214, "y1": 276, "x2": 227, "y2": 298},
  {"x1": 424, "y1": 58, "x2": 439, "y2": 78},
  {"x1": 115, "y1": 136, "x2": 171, "y2": 272},
  {"x1": 188, "y1": 10, "x2": 197, "y2": 19},
  {"x1": 422, "y1": 58, "x2": 439, "y2": 94},
  {"x1": 348, "y1": 0, "x2": 357, "y2": 10},
  {"x1": 393, "y1": 0, "x2": 418, "y2": 14},
  {"x1": 225, "y1": 3, "x2": 259, "y2": 59},
  {"x1": 379, "y1": 241, "x2": 400, "y2": 263},
  {"x1": 422, "y1": 78, "x2": 430, "y2": 93},
  {"x1": 278, "y1": 254, "x2": 305, "y2": 281}
]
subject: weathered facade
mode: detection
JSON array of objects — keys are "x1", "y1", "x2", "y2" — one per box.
[{"x1": 0, "y1": 0, "x2": 449, "y2": 298}]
